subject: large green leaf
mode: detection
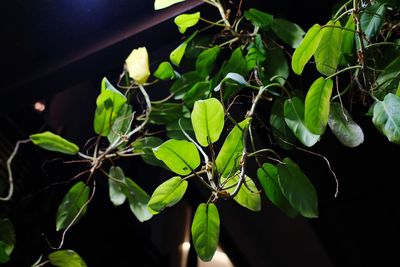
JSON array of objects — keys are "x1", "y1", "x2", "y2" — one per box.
[
  {"x1": 150, "y1": 102, "x2": 190, "y2": 125},
  {"x1": 153, "y1": 139, "x2": 200, "y2": 175},
  {"x1": 374, "y1": 56, "x2": 400, "y2": 99},
  {"x1": 132, "y1": 137, "x2": 165, "y2": 167},
  {"x1": 244, "y1": 8, "x2": 274, "y2": 31},
  {"x1": 361, "y1": 2, "x2": 386, "y2": 38},
  {"x1": 182, "y1": 81, "x2": 211, "y2": 107},
  {"x1": 372, "y1": 93, "x2": 400, "y2": 144},
  {"x1": 154, "y1": 61, "x2": 176, "y2": 80},
  {"x1": 272, "y1": 18, "x2": 305, "y2": 48},
  {"x1": 191, "y1": 203, "x2": 220, "y2": 262},
  {"x1": 0, "y1": 241, "x2": 9, "y2": 263},
  {"x1": 174, "y1": 12, "x2": 200, "y2": 34},
  {"x1": 154, "y1": 0, "x2": 185, "y2": 10},
  {"x1": 108, "y1": 166, "x2": 127, "y2": 206},
  {"x1": 196, "y1": 46, "x2": 220, "y2": 78},
  {"x1": 30, "y1": 131, "x2": 79, "y2": 155},
  {"x1": 123, "y1": 178, "x2": 153, "y2": 222},
  {"x1": 166, "y1": 118, "x2": 195, "y2": 140},
  {"x1": 107, "y1": 103, "x2": 132, "y2": 144},
  {"x1": 170, "y1": 31, "x2": 197, "y2": 66},
  {"x1": 328, "y1": 102, "x2": 364, "y2": 147},
  {"x1": 56, "y1": 182, "x2": 90, "y2": 231},
  {"x1": 314, "y1": 20, "x2": 342, "y2": 76},
  {"x1": 170, "y1": 71, "x2": 203, "y2": 99},
  {"x1": 48, "y1": 250, "x2": 87, "y2": 267},
  {"x1": 222, "y1": 175, "x2": 261, "y2": 212},
  {"x1": 270, "y1": 98, "x2": 297, "y2": 150},
  {"x1": 191, "y1": 98, "x2": 224, "y2": 146},
  {"x1": 216, "y1": 119, "x2": 250, "y2": 177},
  {"x1": 304, "y1": 77, "x2": 333, "y2": 135},
  {"x1": 0, "y1": 218, "x2": 15, "y2": 257},
  {"x1": 284, "y1": 97, "x2": 320, "y2": 147},
  {"x1": 94, "y1": 78, "x2": 127, "y2": 136},
  {"x1": 292, "y1": 24, "x2": 322, "y2": 75},
  {"x1": 148, "y1": 176, "x2": 188, "y2": 214},
  {"x1": 257, "y1": 163, "x2": 298, "y2": 217},
  {"x1": 277, "y1": 158, "x2": 318, "y2": 218}
]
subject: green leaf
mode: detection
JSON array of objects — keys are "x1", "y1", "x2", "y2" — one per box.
[
  {"x1": 166, "y1": 118, "x2": 195, "y2": 140},
  {"x1": 292, "y1": 24, "x2": 322, "y2": 75},
  {"x1": 284, "y1": 97, "x2": 320, "y2": 147},
  {"x1": 328, "y1": 102, "x2": 364, "y2": 147},
  {"x1": 123, "y1": 178, "x2": 153, "y2": 222},
  {"x1": 304, "y1": 77, "x2": 333, "y2": 135},
  {"x1": 132, "y1": 137, "x2": 164, "y2": 167},
  {"x1": 153, "y1": 139, "x2": 200, "y2": 175},
  {"x1": 0, "y1": 241, "x2": 9, "y2": 263},
  {"x1": 270, "y1": 98, "x2": 297, "y2": 150},
  {"x1": 191, "y1": 98, "x2": 224, "y2": 146},
  {"x1": 216, "y1": 119, "x2": 250, "y2": 177},
  {"x1": 107, "y1": 104, "x2": 132, "y2": 144},
  {"x1": 148, "y1": 176, "x2": 188, "y2": 214},
  {"x1": 170, "y1": 71, "x2": 203, "y2": 99},
  {"x1": 175, "y1": 12, "x2": 200, "y2": 34},
  {"x1": 361, "y1": 2, "x2": 386, "y2": 39},
  {"x1": 257, "y1": 163, "x2": 298, "y2": 217},
  {"x1": 244, "y1": 8, "x2": 274, "y2": 31},
  {"x1": 150, "y1": 102, "x2": 190, "y2": 125},
  {"x1": 397, "y1": 81, "x2": 400, "y2": 97},
  {"x1": 214, "y1": 73, "x2": 248, "y2": 92},
  {"x1": 374, "y1": 56, "x2": 400, "y2": 99},
  {"x1": 94, "y1": 78, "x2": 127, "y2": 136},
  {"x1": 154, "y1": 0, "x2": 185, "y2": 10},
  {"x1": 154, "y1": 61, "x2": 176, "y2": 80},
  {"x1": 277, "y1": 158, "x2": 318, "y2": 218},
  {"x1": 341, "y1": 15, "x2": 355, "y2": 62},
  {"x1": 108, "y1": 166, "x2": 127, "y2": 206},
  {"x1": 222, "y1": 175, "x2": 261, "y2": 212},
  {"x1": 272, "y1": 18, "x2": 305, "y2": 48},
  {"x1": 196, "y1": 46, "x2": 221, "y2": 78},
  {"x1": 191, "y1": 203, "x2": 220, "y2": 262},
  {"x1": 30, "y1": 131, "x2": 79, "y2": 155},
  {"x1": 170, "y1": 31, "x2": 197, "y2": 66},
  {"x1": 182, "y1": 81, "x2": 211, "y2": 107},
  {"x1": 372, "y1": 93, "x2": 400, "y2": 144},
  {"x1": 263, "y1": 42, "x2": 289, "y2": 85},
  {"x1": 48, "y1": 250, "x2": 87, "y2": 267},
  {"x1": 221, "y1": 47, "x2": 248, "y2": 78},
  {"x1": 0, "y1": 219, "x2": 15, "y2": 256},
  {"x1": 314, "y1": 20, "x2": 343, "y2": 76},
  {"x1": 56, "y1": 182, "x2": 89, "y2": 231},
  {"x1": 246, "y1": 47, "x2": 266, "y2": 71}
]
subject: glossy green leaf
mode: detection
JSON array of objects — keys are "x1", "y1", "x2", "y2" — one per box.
[
  {"x1": 272, "y1": 18, "x2": 305, "y2": 48},
  {"x1": 196, "y1": 46, "x2": 220, "y2": 78},
  {"x1": 257, "y1": 163, "x2": 298, "y2": 217},
  {"x1": 328, "y1": 102, "x2": 364, "y2": 147},
  {"x1": 341, "y1": 15, "x2": 355, "y2": 58},
  {"x1": 270, "y1": 98, "x2": 297, "y2": 150},
  {"x1": 94, "y1": 78, "x2": 127, "y2": 136},
  {"x1": 182, "y1": 81, "x2": 211, "y2": 107},
  {"x1": 277, "y1": 158, "x2": 318, "y2": 218},
  {"x1": 107, "y1": 104, "x2": 132, "y2": 144},
  {"x1": 216, "y1": 119, "x2": 250, "y2": 177},
  {"x1": 305, "y1": 77, "x2": 333, "y2": 135},
  {"x1": 0, "y1": 241, "x2": 9, "y2": 263},
  {"x1": 191, "y1": 203, "x2": 220, "y2": 262},
  {"x1": 123, "y1": 178, "x2": 153, "y2": 222},
  {"x1": 166, "y1": 118, "x2": 194, "y2": 140},
  {"x1": 30, "y1": 131, "x2": 79, "y2": 155},
  {"x1": 56, "y1": 182, "x2": 89, "y2": 231},
  {"x1": 244, "y1": 8, "x2": 274, "y2": 31},
  {"x1": 108, "y1": 166, "x2": 127, "y2": 206},
  {"x1": 154, "y1": 61, "x2": 176, "y2": 80},
  {"x1": 175, "y1": 12, "x2": 200, "y2": 34},
  {"x1": 153, "y1": 139, "x2": 200, "y2": 175},
  {"x1": 0, "y1": 218, "x2": 15, "y2": 256},
  {"x1": 132, "y1": 137, "x2": 164, "y2": 167},
  {"x1": 361, "y1": 2, "x2": 386, "y2": 38},
  {"x1": 170, "y1": 31, "x2": 197, "y2": 66},
  {"x1": 284, "y1": 97, "x2": 320, "y2": 147},
  {"x1": 154, "y1": 0, "x2": 185, "y2": 10},
  {"x1": 374, "y1": 56, "x2": 400, "y2": 99},
  {"x1": 292, "y1": 24, "x2": 322, "y2": 75},
  {"x1": 372, "y1": 93, "x2": 400, "y2": 144},
  {"x1": 191, "y1": 98, "x2": 224, "y2": 146},
  {"x1": 170, "y1": 71, "x2": 203, "y2": 99},
  {"x1": 150, "y1": 102, "x2": 190, "y2": 125},
  {"x1": 263, "y1": 42, "x2": 289, "y2": 85},
  {"x1": 397, "y1": 81, "x2": 400, "y2": 96},
  {"x1": 314, "y1": 20, "x2": 342, "y2": 76},
  {"x1": 222, "y1": 175, "x2": 261, "y2": 212},
  {"x1": 246, "y1": 47, "x2": 266, "y2": 71},
  {"x1": 48, "y1": 250, "x2": 87, "y2": 267},
  {"x1": 221, "y1": 47, "x2": 248, "y2": 78},
  {"x1": 148, "y1": 176, "x2": 188, "y2": 214},
  {"x1": 214, "y1": 73, "x2": 248, "y2": 92}
]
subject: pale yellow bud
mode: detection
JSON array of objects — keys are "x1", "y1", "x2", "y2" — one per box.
[{"x1": 125, "y1": 47, "x2": 150, "y2": 84}]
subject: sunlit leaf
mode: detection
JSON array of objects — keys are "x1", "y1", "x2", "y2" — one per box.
[
  {"x1": 0, "y1": 218, "x2": 15, "y2": 256},
  {"x1": 107, "y1": 103, "x2": 132, "y2": 144},
  {"x1": 175, "y1": 12, "x2": 200, "y2": 34},
  {"x1": 191, "y1": 98, "x2": 224, "y2": 146},
  {"x1": 108, "y1": 166, "x2": 127, "y2": 206},
  {"x1": 132, "y1": 137, "x2": 164, "y2": 167},
  {"x1": 148, "y1": 176, "x2": 188, "y2": 214},
  {"x1": 374, "y1": 56, "x2": 400, "y2": 99},
  {"x1": 191, "y1": 203, "x2": 220, "y2": 262},
  {"x1": 123, "y1": 178, "x2": 153, "y2": 222},
  {"x1": 48, "y1": 250, "x2": 87, "y2": 267},
  {"x1": 222, "y1": 175, "x2": 261, "y2": 212},
  {"x1": 56, "y1": 182, "x2": 89, "y2": 231},
  {"x1": 270, "y1": 98, "x2": 297, "y2": 150},
  {"x1": 361, "y1": 2, "x2": 386, "y2": 38},
  {"x1": 166, "y1": 118, "x2": 194, "y2": 140},
  {"x1": 154, "y1": 61, "x2": 176, "y2": 80},
  {"x1": 196, "y1": 46, "x2": 220, "y2": 78},
  {"x1": 372, "y1": 93, "x2": 400, "y2": 144},
  {"x1": 277, "y1": 158, "x2": 318, "y2": 218},
  {"x1": 153, "y1": 139, "x2": 200, "y2": 175},
  {"x1": 244, "y1": 8, "x2": 274, "y2": 31},
  {"x1": 340, "y1": 15, "x2": 355, "y2": 65},
  {"x1": 154, "y1": 0, "x2": 185, "y2": 10},
  {"x1": 328, "y1": 102, "x2": 364, "y2": 147},
  {"x1": 30, "y1": 131, "x2": 79, "y2": 155},
  {"x1": 125, "y1": 47, "x2": 150, "y2": 84},
  {"x1": 170, "y1": 31, "x2": 197, "y2": 66},
  {"x1": 272, "y1": 18, "x2": 305, "y2": 48}
]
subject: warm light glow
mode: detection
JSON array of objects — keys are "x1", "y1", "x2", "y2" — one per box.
[
  {"x1": 181, "y1": 241, "x2": 191, "y2": 251},
  {"x1": 34, "y1": 101, "x2": 45, "y2": 112},
  {"x1": 198, "y1": 247, "x2": 234, "y2": 267}
]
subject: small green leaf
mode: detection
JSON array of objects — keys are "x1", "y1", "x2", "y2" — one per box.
[
  {"x1": 361, "y1": 2, "x2": 386, "y2": 39},
  {"x1": 154, "y1": 61, "x2": 176, "y2": 80},
  {"x1": 314, "y1": 20, "x2": 343, "y2": 76},
  {"x1": 341, "y1": 15, "x2": 355, "y2": 61},
  {"x1": 244, "y1": 8, "x2": 274, "y2": 31},
  {"x1": 277, "y1": 158, "x2": 318, "y2": 218},
  {"x1": 132, "y1": 137, "x2": 164, "y2": 167},
  {"x1": 270, "y1": 98, "x2": 297, "y2": 150},
  {"x1": 56, "y1": 182, "x2": 89, "y2": 231},
  {"x1": 272, "y1": 18, "x2": 305, "y2": 48},
  {"x1": 48, "y1": 250, "x2": 87, "y2": 267},
  {"x1": 191, "y1": 203, "x2": 220, "y2": 262},
  {"x1": 214, "y1": 73, "x2": 248, "y2": 92},
  {"x1": 174, "y1": 12, "x2": 200, "y2": 34},
  {"x1": 374, "y1": 56, "x2": 400, "y2": 99},
  {"x1": 170, "y1": 31, "x2": 197, "y2": 66},
  {"x1": 108, "y1": 166, "x2": 127, "y2": 206},
  {"x1": 191, "y1": 98, "x2": 224, "y2": 146},
  {"x1": 196, "y1": 46, "x2": 221, "y2": 78},
  {"x1": 372, "y1": 93, "x2": 400, "y2": 144},
  {"x1": 304, "y1": 77, "x2": 333, "y2": 135},
  {"x1": 150, "y1": 102, "x2": 190, "y2": 125},
  {"x1": 123, "y1": 178, "x2": 153, "y2": 222},
  {"x1": 148, "y1": 176, "x2": 188, "y2": 214},
  {"x1": 30, "y1": 131, "x2": 79, "y2": 155},
  {"x1": 292, "y1": 24, "x2": 322, "y2": 75},
  {"x1": 257, "y1": 163, "x2": 298, "y2": 217},
  {"x1": 222, "y1": 175, "x2": 261, "y2": 212},
  {"x1": 107, "y1": 104, "x2": 132, "y2": 144},
  {"x1": 216, "y1": 119, "x2": 250, "y2": 177},
  {"x1": 153, "y1": 139, "x2": 200, "y2": 175},
  {"x1": 166, "y1": 118, "x2": 194, "y2": 140},
  {"x1": 154, "y1": 0, "x2": 185, "y2": 10},
  {"x1": 170, "y1": 71, "x2": 203, "y2": 99},
  {"x1": 0, "y1": 218, "x2": 15, "y2": 256},
  {"x1": 328, "y1": 102, "x2": 364, "y2": 147},
  {"x1": 0, "y1": 242, "x2": 10, "y2": 263},
  {"x1": 284, "y1": 97, "x2": 320, "y2": 147}
]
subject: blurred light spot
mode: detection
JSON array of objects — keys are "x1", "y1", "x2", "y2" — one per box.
[
  {"x1": 198, "y1": 246, "x2": 234, "y2": 267},
  {"x1": 181, "y1": 241, "x2": 191, "y2": 251},
  {"x1": 34, "y1": 101, "x2": 46, "y2": 113}
]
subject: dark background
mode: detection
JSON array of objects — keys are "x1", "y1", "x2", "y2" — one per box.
[{"x1": 1, "y1": 0, "x2": 399, "y2": 266}]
